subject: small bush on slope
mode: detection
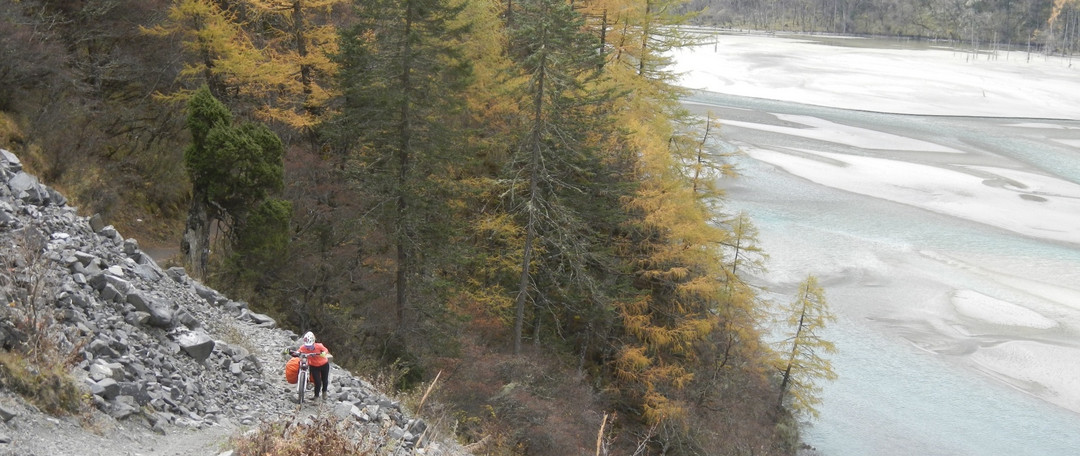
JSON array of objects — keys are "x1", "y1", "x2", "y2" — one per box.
[
  {"x1": 0, "y1": 351, "x2": 84, "y2": 416},
  {"x1": 0, "y1": 227, "x2": 88, "y2": 416},
  {"x1": 231, "y1": 415, "x2": 383, "y2": 456}
]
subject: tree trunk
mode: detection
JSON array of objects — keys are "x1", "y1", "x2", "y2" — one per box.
[
  {"x1": 777, "y1": 360, "x2": 794, "y2": 409},
  {"x1": 638, "y1": 0, "x2": 652, "y2": 76},
  {"x1": 514, "y1": 46, "x2": 547, "y2": 355},
  {"x1": 395, "y1": 1, "x2": 415, "y2": 328},
  {"x1": 598, "y1": 9, "x2": 607, "y2": 71},
  {"x1": 692, "y1": 113, "x2": 711, "y2": 194},
  {"x1": 293, "y1": 0, "x2": 312, "y2": 98},
  {"x1": 778, "y1": 288, "x2": 809, "y2": 409},
  {"x1": 181, "y1": 192, "x2": 210, "y2": 279}
]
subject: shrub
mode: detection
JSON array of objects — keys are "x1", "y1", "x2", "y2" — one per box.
[
  {"x1": 0, "y1": 350, "x2": 84, "y2": 416},
  {"x1": 0, "y1": 227, "x2": 88, "y2": 416},
  {"x1": 230, "y1": 415, "x2": 383, "y2": 456}
]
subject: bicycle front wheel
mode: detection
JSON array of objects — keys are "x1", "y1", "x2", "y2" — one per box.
[{"x1": 297, "y1": 371, "x2": 307, "y2": 405}]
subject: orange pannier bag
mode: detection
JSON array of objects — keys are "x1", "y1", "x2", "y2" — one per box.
[{"x1": 285, "y1": 357, "x2": 300, "y2": 384}]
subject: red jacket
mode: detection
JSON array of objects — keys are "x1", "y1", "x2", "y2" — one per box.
[{"x1": 299, "y1": 343, "x2": 330, "y2": 367}]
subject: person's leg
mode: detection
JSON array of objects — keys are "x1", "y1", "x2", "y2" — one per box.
[
  {"x1": 316, "y1": 364, "x2": 330, "y2": 396},
  {"x1": 312, "y1": 364, "x2": 325, "y2": 398}
]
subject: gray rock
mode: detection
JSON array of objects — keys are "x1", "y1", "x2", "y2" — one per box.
[
  {"x1": 93, "y1": 378, "x2": 121, "y2": 400},
  {"x1": 100, "y1": 225, "x2": 120, "y2": 242},
  {"x1": 238, "y1": 309, "x2": 276, "y2": 328},
  {"x1": 125, "y1": 311, "x2": 151, "y2": 327},
  {"x1": 177, "y1": 331, "x2": 215, "y2": 363},
  {"x1": 89, "y1": 361, "x2": 114, "y2": 381},
  {"x1": 88, "y1": 338, "x2": 119, "y2": 358},
  {"x1": 126, "y1": 291, "x2": 174, "y2": 328},
  {"x1": 83, "y1": 260, "x2": 102, "y2": 276},
  {"x1": 86, "y1": 272, "x2": 105, "y2": 291},
  {"x1": 166, "y1": 267, "x2": 188, "y2": 283},
  {"x1": 149, "y1": 412, "x2": 169, "y2": 435},
  {"x1": 175, "y1": 309, "x2": 201, "y2": 329},
  {"x1": 89, "y1": 271, "x2": 130, "y2": 293},
  {"x1": 8, "y1": 172, "x2": 48, "y2": 205},
  {"x1": 193, "y1": 282, "x2": 220, "y2": 304},
  {"x1": 408, "y1": 418, "x2": 428, "y2": 436},
  {"x1": 89, "y1": 213, "x2": 106, "y2": 233},
  {"x1": 222, "y1": 300, "x2": 243, "y2": 317},
  {"x1": 100, "y1": 283, "x2": 122, "y2": 302},
  {"x1": 133, "y1": 263, "x2": 163, "y2": 282},
  {"x1": 333, "y1": 402, "x2": 362, "y2": 420},
  {"x1": 119, "y1": 381, "x2": 151, "y2": 406},
  {"x1": 0, "y1": 404, "x2": 16, "y2": 422},
  {"x1": 104, "y1": 362, "x2": 126, "y2": 381},
  {"x1": 125, "y1": 290, "x2": 151, "y2": 311},
  {"x1": 0, "y1": 149, "x2": 21, "y2": 171},
  {"x1": 47, "y1": 187, "x2": 66, "y2": 206},
  {"x1": 123, "y1": 238, "x2": 140, "y2": 257},
  {"x1": 109, "y1": 395, "x2": 140, "y2": 419},
  {"x1": 106, "y1": 264, "x2": 124, "y2": 277}
]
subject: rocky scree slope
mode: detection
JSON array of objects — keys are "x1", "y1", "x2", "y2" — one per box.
[{"x1": 0, "y1": 149, "x2": 469, "y2": 456}]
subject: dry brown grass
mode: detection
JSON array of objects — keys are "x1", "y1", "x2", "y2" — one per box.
[
  {"x1": 0, "y1": 227, "x2": 89, "y2": 417},
  {"x1": 231, "y1": 415, "x2": 387, "y2": 456},
  {"x1": 435, "y1": 337, "x2": 615, "y2": 456}
]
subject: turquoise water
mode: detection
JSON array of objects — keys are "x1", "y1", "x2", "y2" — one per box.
[
  {"x1": 811, "y1": 320, "x2": 1080, "y2": 456},
  {"x1": 691, "y1": 93, "x2": 1080, "y2": 455}
]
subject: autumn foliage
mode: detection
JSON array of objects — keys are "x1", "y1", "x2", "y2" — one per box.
[{"x1": 0, "y1": 0, "x2": 816, "y2": 454}]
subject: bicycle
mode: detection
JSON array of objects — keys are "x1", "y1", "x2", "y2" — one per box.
[{"x1": 288, "y1": 350, "x2": 315, "y2": 405}]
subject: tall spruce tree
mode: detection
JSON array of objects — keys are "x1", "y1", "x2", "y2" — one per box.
[
  {"x1": 504, "y1": 0, "x2": 609, "y2": 354},
  {"x1": 333, "y1": 0, "x2": 472, "y2": 327}
]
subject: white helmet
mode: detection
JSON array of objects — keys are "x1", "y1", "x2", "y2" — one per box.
[{"x1": 302, "y1": 331, "x2": 315, "y2": 347}]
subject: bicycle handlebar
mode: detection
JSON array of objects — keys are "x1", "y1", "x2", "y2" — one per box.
[{"x1": 289, "y1": 350, "x2": 328, "y2": 359}]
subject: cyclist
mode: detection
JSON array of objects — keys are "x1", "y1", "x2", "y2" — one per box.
[{"x1": 297, "y1": 331, "x2": 332, "y2": 400}]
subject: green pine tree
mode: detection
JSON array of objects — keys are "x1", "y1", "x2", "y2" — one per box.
[
  {"x1": 182, "y1": 86, "x2": 287, "y2": 279},
  {"x1": 504, "y1": 0, "x2": 612, "y2": 355},
  {"x1": 332, "y1": 0, "x2": 472, "y2": 327}
]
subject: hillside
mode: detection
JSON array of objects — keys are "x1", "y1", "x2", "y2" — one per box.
[
  {"x1": 1, "y1": 0, "x2": 800, "y2": 453},
  {"x1": 0, "y1": 148, "x2": 469, "y2": 456},
  {"x1": 679, "y1": 0, "x2": 1077, "y2": 51}
]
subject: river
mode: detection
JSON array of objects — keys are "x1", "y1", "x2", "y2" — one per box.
[{"x1": 681, "y1": 76, "x2": 1080, "y2": 454}]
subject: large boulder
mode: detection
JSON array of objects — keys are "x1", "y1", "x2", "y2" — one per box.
[
  {"x1": 238, "y1": 309, "x2": 276, "y2": 328},
  {"x1": 8, "y1": 172, "x2": 49, "y2": 205},
  {"x1": 0, "y1": 149, "x2": 21, "y2": 172},
  {"x1": 126, "y1": 291, "x2": 174, "y2": 328},
  {"x1": 91, "y1": 378, "x2": 121, "y2": 400},
  {"x1": 0, "y1": 403, "x2": 16, "y2": 422},
  {"x1": 176, "y1": 331, "x2": 215, "y2": 363}
]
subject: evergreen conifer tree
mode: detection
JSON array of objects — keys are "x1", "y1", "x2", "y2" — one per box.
[
  {"x1": 182, "y1": 86, "x2": 287, "y2": 278},
  {"x1": 332, "y1": 0, "x2": 472, "y2": 327}
]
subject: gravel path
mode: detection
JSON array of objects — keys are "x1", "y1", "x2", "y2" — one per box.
[
  {"x1": 0, "y1": 314, "x2": 361, "y2": 456},
  {"x1": 0, "y1": 148, "x2": 469, "y2": 456}
]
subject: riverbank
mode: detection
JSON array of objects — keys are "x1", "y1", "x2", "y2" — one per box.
[
  {"x1": 672, "y1": 32, "x2": 1080, "y2": 119},
  {"x1": 674, "y1": 31, "x2": 1080, "y2": 455}
]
